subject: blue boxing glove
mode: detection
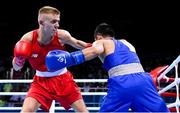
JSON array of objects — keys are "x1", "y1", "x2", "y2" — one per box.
[{"x1": 46, "y1": 50, "x2": 85, "y2": 71}]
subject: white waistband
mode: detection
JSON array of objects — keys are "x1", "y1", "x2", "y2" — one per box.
[
  {"x1": 36, "y1": 68, "x2": 67, "y2": 77},
  {"x1": 108, "y1": 63, "x2": 144, "y2": 77}
]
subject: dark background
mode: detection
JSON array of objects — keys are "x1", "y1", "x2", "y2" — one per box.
[
  {"x1": 0, "y1": 0, "x2": 179, "y2": 62},
  {"x1": 0, "y1": 1, "x2": 179, "y2": 109}
]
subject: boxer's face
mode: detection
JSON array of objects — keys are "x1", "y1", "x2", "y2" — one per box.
[{"x1": 40, "y1": 13, "x2": 60, "y2": 37}]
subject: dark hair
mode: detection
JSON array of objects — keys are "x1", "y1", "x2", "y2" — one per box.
[{"x1": 94, "y1": 23, "x2": 115, "y2": 37}]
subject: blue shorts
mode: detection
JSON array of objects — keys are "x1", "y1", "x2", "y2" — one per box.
[{"x1": 99, "y1": 72, "x2": 170, "y2": 112}]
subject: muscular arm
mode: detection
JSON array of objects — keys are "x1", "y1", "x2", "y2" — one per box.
[
  {"x1": 58, "y1": 29, "x2": 89, "y2": 49},
  {"x1": 67, "y1": 37, "x2": 88, "y2": 49},
  {"x1": 82, "y1": 40, "x2": 104, "y2": 61},
  {"x1": 46, "y1": 40, "x2": 104, "y2": 71}
]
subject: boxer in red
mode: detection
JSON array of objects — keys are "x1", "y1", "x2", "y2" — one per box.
[{"x1": 12, "y1": 6, "x2": 90, "y2": 113}]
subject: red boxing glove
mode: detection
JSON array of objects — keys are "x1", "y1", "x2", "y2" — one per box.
[
  {"x1": 86, "y1": 43, "x2": 92, "y2": 48},
  {"x1": 14, "y1": 40, "x2": 32, "y2": 58},
  {"x1": 149, "y1": 65, "x2": 168, "y2": 87},
  {"x1": 13, "y1": 40, "x2": 32, "y2": 70}
]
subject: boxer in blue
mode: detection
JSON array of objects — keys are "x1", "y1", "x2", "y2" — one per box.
[{"x1": 46, "y1": 23, "x2": 170, "y2": 112}]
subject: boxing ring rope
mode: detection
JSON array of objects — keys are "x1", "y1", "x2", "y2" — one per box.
[
  {"x1": 157, "y1": 55, "x2": 180, "y2": 112},
  {"x1": 157, "y1": 55, "x2": 180, "y2": 82},
  {"x1": 0, "y1": 55, "x2": 179, "y2": 112},
  {"x1": 0, "y1": 79, "x2": 107, "y2": 112}
]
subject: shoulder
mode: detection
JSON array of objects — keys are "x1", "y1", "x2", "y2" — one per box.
[
  {"x1": 119, "y1": 39, "x2": 136, "y2": 52},
  {"x1": 92, "y1": 40, "x2": 103, "y2": 46},
  {"x1": 92, "y1": 40, "x2": 108, "y2": 48},
  {"x1": 119, "y1": 39, "x2": 130, "y2": 44},
  {"x1": 20, "y1": 31, "x2": 33, "y2": 42},
  {"x1": 57, "y1": 29, "x2": 71, "y2": 38},
  {"x1": 93, "y1": 39, "x2": 114, "y2": 45},
  {"x1": 119, "y1": 39, "x2": 134, "y2": 46}
]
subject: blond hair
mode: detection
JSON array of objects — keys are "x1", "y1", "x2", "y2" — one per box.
[{"x1": 38, "y1": 6, "x2": 60, "y2": 15}]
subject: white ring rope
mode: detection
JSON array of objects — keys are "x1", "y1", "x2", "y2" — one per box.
[
  {"x1": 157, "y1": 55, "x2": 180, "y2": 82},
  {"x1": 0, "y1": 79, "x2": 107, "y2": 112},
  {"x1": 157, "y1": 55, "x2": 180, "y2": 112},
  {"x1": 158, "y1": 78, "x2": 180, "y2": 94}
]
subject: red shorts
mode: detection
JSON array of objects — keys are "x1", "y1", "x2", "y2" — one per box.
[{"x1": 26, "y1": 71, "x2": 82, "y2": 111}]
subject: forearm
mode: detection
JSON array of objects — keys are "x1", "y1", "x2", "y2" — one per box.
[
  {"x1": 69, "y1": 38, "x2": 91, "y2": 49},
  {"x1": 82, "y1": 47, "x2": 99, "y2": 61},
  {"x1": 82, "y1": 43, "x2": 104, "y2": 61},
  {"x1": 46, "y1": 43, "x2": 102, "y2": 71},
  {"x1": 74, "y1": 40, "x2": 89, "y2": 49},
  {"x1": 12, "y1": 57, "x2": 24, "y2": 71}
]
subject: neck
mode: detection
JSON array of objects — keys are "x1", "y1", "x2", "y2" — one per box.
[
  {"x1": 104, "y1": 37, "x2": 113, "y2": 40},
  {"x1": 37, "y1": 29, "x2": 53, "y2": 45}
]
